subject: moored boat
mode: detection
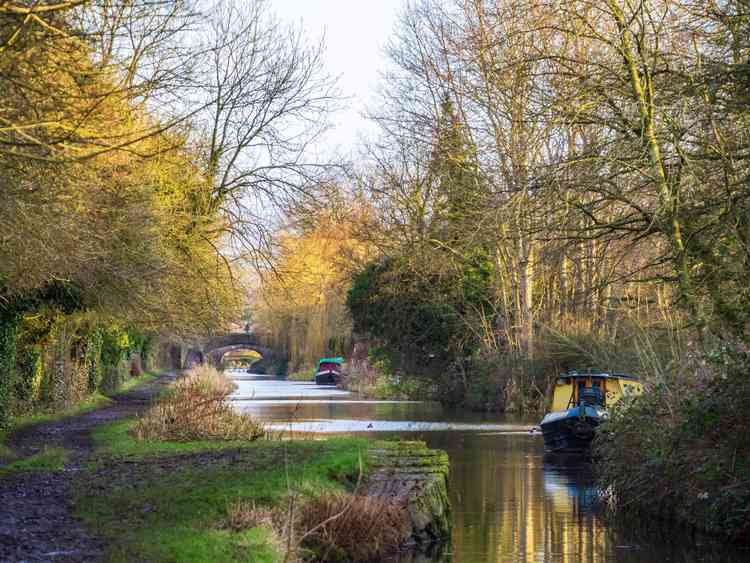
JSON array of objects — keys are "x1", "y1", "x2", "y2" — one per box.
[
  {"x1": 540, "y1": 371, "x2": 642, "y2": 453},
  {"x1": 314, "y1": 357, "x2": 343, "y2": 385}
]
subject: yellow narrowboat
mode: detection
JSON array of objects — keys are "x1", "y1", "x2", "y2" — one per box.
[{"x1": 540, "y1": 371, "x2": 643, "y2": 452}]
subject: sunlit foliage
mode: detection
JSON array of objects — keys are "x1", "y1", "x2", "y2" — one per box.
[{"x1": 253, "y1": 197, "x2": 374, "y2": 370}]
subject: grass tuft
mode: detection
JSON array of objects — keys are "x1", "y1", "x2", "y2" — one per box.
[
  {"x1": 131, "y1": 365, "x2": 264, "y2": 442},
  {"x1": 223, "y1": 500, "x2": 279, "y2": 532},
  {"x1": 298, "y1": 492, "x2": 407, "y2": 561},
  {"x1": 221, "y1": 500, "x2": 286, "y2": 560}
]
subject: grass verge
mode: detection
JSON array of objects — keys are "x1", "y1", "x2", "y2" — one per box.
[
  {"x1": 0, "y1": 447, "x2": 13, "y2": 462},
  {"x1": 10, "y1": 392, "x2": 114, "y2": 431},
  {"x1": 91, "y1": 418, "x2": 263, "y2": 460},
  {"x1": 107, "y1": 370, "x2": 161, "y2": 396},
  {"x1": 76, "y1": 422, "x2": 370, "y2": 562},
  {"x1": 0, "y1": 446, "x2": 69, "y2": 476},
  {"x1": 0, "y1": 392, "x2": 114, "y2": 464}
]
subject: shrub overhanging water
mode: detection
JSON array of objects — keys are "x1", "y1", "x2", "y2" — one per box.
[{"x1": 595, "y1": 350, "x2": 750, "y2": 543}]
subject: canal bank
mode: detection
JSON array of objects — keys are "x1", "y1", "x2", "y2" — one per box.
[
  {"x1": 0, "y1": 368, "x2": 452, "y2": 562},
  {"x1": 232, "y1": 371, "x2": 750, "y2": 563}
]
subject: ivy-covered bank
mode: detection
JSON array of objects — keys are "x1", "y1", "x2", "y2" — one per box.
[{"x1": 0, "y1": 281, "x2": 168, "y2": 428}]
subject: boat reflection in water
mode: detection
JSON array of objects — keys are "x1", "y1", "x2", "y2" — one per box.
[
  {"x1": 414, "y1": 431, "x2": 620, "y2": 563},
  {"x1": 543, "y1": 453, "x2": 600, "y2": 513},
  {"x1": 537, "y1": 454, "x2": 747, "y2": 563}
]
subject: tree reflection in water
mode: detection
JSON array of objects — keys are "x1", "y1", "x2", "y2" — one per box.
[{"x1": 230, "y1": 376, "x2": 748, "y2": 562}]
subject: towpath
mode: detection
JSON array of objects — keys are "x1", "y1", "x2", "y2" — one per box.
[{"x1": 0, "y1": 373, "x2": 175, "y2": 562}]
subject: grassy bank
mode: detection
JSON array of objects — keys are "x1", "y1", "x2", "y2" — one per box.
[
  {"x1": 77, "y1": 418, "x2": 370, "y2": 562},
  {"x1": 73, "y1": 366, "x2": 378, "y2": 561},
  {"x1": 2, "y1": 366, "x2": 391, "y2": 561}
]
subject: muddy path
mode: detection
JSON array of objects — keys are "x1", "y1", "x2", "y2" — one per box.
[{"x1": 0, "y1": 373, "x2": 176, "y2": 562}]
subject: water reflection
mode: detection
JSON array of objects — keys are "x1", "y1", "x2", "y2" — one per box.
[
  {"x1": 427, "y1": 432, "x2": 748, "y2": 562},
  {"x1": 423, "y1": 432, "x2": 611, "y2": 563},
  {"x1": 542, "y1": 455, "x2": 600, "y2": 513},
  {"x1": 227, "y1": 372, "x2": 749, "y2": 563}
]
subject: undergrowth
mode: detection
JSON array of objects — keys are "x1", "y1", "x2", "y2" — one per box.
[
  {"x1": 131, "y1": 364, "x2": 264, "y2": 442},
  {"x1": 219, "y1": 489, "x2": 409, "y2": 562},
  {"x1": 595, "y1": 348, "x2": 750, "y2": 543},
  {"x1": 297, "y1": 493, "x2": 407, "y2": 562},
  {"x1": 343, "y1": 347, "x2": 435, "y2": 401}
]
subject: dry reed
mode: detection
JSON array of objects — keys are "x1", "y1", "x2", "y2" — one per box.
[
  {"x1": 223, "y1": 500, "x2": 279, "y2": 532},
  {"x1": 131, "y1": 364, "x2": 264, "y2": 442},
  {"x1": 297, "y1": 493, "x2": 408, "y2": 562},
  {"x1": 221, "y1": 492, "x2": 408, "y2": 562}
]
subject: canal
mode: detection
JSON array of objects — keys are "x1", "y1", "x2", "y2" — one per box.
[{"x1": 229, "y1": 371, "x2": 747, "y2": 563}]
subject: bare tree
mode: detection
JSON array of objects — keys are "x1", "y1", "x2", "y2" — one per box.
[{"x1": 186, "y1": 0, "x2": 340, "y2": 263}]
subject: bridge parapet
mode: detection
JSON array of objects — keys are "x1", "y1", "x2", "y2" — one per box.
[
  {"x1": 183, "y1": 332, "x2": 285, "y2": 372},
  {"x1": 204, "y1": 332, "x2": 260, "y2": 351}
]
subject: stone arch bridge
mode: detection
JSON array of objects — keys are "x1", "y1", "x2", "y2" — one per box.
[{"x1": 184, "y1": 333, "x2": 285, "y2": 372}]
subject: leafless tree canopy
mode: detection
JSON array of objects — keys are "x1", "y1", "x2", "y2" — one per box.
[{"x1": 359, "y1": 0, "x2": 750, "y2": 372}]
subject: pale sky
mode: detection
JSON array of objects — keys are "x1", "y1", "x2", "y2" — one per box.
[{"x1": 272, "y1": 0, "x2": 403, "y2": 153}]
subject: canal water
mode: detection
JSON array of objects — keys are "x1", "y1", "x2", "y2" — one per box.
[{"x1": 228, "y1": 371, "x2": 747, "y2": 563}]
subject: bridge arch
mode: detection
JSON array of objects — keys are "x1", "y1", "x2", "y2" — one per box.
[{"x1": 185, "y1": 333, "x2": 285, "y2": 373}]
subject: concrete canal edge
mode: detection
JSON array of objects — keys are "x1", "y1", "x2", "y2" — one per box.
[{"x1": 365, "y1": 440, "x2": 451, "y2": 545}]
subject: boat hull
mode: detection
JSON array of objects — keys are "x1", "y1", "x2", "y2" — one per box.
[
  {"x1": 540, "y1": 406, "x2": 606, "y2": 453},
  {"x1": 314, "y1": 369, "x2": 339, "y2": 385}
]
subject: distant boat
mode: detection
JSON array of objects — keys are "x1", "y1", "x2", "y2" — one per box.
[
  {"x1": 314, "y1": 357, "x2": 344, "y2": 385},
  {"x1": 540, "y1": 370, "x2": 643, "y2": 453}
]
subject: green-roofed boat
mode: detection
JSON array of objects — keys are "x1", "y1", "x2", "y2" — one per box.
[{"x1": 314, "y1": 357, "x2": 344, "y2": 385}]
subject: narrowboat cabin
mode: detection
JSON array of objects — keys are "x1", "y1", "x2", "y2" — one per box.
[
  {"x1": 314, "y1": 357, "x2": 344, "y2": 385},
  {"x1": 540, "y1": 371, "x2": 642, "y2": 453}
]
